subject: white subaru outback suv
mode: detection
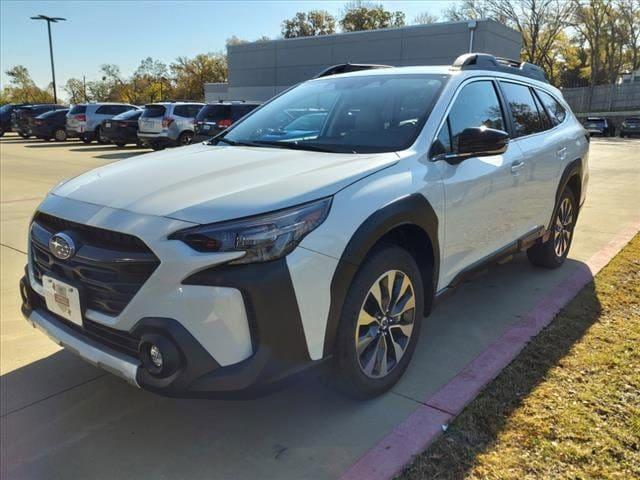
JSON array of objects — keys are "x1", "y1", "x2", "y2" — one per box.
[{"x1": 20, "y1": 54, "x2": 589, "y2": 399}]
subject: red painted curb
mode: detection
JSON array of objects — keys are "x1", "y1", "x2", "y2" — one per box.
[{"x1": 340, "y1": 220, "x2": 639, "y2": 480}]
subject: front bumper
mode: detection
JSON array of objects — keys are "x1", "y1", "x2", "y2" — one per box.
[{"x1": 20, "y1": 195, "x2": 329, "y2": 397}]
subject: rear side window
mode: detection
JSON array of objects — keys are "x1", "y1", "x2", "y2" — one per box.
[
  {"x1": 443, "y1": 81, "x2": 505, "y2": 154},
  {"x1": 500, "y1": 82, "x2": 546, "y2": 137},
  {"x1": 113, "y1": 109, "x2": 141, "y2": 121},
  {"x1": 174, "y1": 105, "x2": 201, "y2": 117},
  {"x1": 95, "y1": 105, "x2": 112, "y2": 114},
  {"x1": 69, "y1": 105, "x2": 87, "y2": 115},
  {"x1": 142, "y1": 105, "x2": 166, "y2": 118},
  {"x1": 536, "y1": 90, "x2": 567, "y2": 125}
]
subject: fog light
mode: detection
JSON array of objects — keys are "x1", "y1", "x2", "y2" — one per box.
[{"x1": 149, "y1": 344, "x2": 163, "y2": 368}]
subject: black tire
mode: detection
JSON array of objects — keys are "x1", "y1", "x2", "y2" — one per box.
[
  {"x1": 620, "y1": 133, "x2": 625, "y2": 138},
  {"x1": 330, "y1": 245, "x2": 424, "y2": 399},
  {"x1": 54, "y1": 129, "x2": 67, "y2": 142},
  {"x1": 41, "y1": 137, "x2": 51, "y2": 142},
  {"x1": 81, "y1": 135, "x2": 92, "y2": 144},
  {"x1": 20, "y1": 132, "x2": 30, "y2": 139},
  {"x1": 0, "y1": 128, "x2": 4, "y2": 137},
  {"x1": 115, "y1": 142, "x2": 126, "y2": 148},
  {"x1": 178, "y1": 131, "x2": 193, "y2": 146},
  {"x1": 151, "y1": 143, "x2": 165, "y2": 151},
  {"x1": 527, "y1": 187, "x2": 577, "y2": 269},
  {"x1": 95, "y1": 127, "x2": 107, "y2": 144}
]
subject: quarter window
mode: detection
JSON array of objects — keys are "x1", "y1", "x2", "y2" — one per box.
[
  {"x1": 536, "y1": 89, "x2": 567, "y2": 126},
  {"x1": 500, "y1": 82, "x2": 546, "y2": 137}
]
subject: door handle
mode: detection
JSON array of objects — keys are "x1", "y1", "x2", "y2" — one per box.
[
  {"x1": 556, "y1": 146, "x2": 567, "y2": 158},
  {"x1": 511, "y1": 160, "x2": 525, "y2": 174}
]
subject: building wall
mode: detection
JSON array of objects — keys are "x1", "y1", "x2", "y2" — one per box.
[
  {"x1": 206, "y1": 20, "x2": 521, "y2": 102},
  {"x1": 562, "y1": 82, "x2": 640, "y2": 113}
]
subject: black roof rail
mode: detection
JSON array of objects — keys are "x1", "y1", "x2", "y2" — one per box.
[
  {"x1": 451, "y1": 53, "x2": 549, "y2": 84},
  {"x1": 314, "y1": 63, "x2": 392, "y2": 79}
]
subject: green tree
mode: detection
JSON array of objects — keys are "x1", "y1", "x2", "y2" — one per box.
[
  {"x1": 340, "y1": 1, "x2": 405, "y2": 32},
  {"x1": 282, "y1": 10, "x2": 336, "y2": 38},
  {"x1": 170, "y1": 52, "x2": 228, "y2": 101},
  {"x1": 2, "y1": 65, "x2": 54, "y2": 103}
]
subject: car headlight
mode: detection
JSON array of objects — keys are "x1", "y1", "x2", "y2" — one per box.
[{"x1": 169, "y1": 197, "x2": 332, "y2": 264}]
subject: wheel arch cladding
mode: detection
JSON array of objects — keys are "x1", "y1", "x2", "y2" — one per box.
[
  {"x1": 322, "y1": 193, "x2": 439, "y2": 357},
  {"x1": 551, "y1": 158, "x2": 583, "y2": 229}
]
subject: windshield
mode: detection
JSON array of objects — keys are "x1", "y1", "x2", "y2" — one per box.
[
  {"x1": 220, "y1": 74, "x2": 448, "y2": 153},
  {"x1": 0, "y1": 105, "x2": 14, "y2": 115},
  {"x1": 585, "y1": 119, "x2": 605, "y2": 128}
]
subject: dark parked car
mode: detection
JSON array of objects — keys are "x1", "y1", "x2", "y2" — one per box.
[
  {"x1": 100, "y1": 109, "x2": 143, "y2": 146},
  {"x1": 619, "y1": 117, "x2": 640, "y2": 138},
  {"x1": 30, "y1": 108, "x2": 70, "y2": 141},
  {"x1": 192, "y1": 101, "x2": 261, "y2": 142},
  {"x1": 11, "y1": 105, "x2": 66, "y2": 138},
  {"x1": 583, "y1": 116, "x2": 614, "y2": 137},
  {"x1": 0, "y1": 103, "x2": 29, "y2": 136}
]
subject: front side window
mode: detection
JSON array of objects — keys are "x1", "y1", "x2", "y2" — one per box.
[
  {"x1": 500, "y1": 82, "x2": 545, "y2": 137},
  {"x1": 221, "y1": 74, "x2": 448, "y2": 153},
  {"x1": 438, "y1": 80, "x2": 505, "y2": 155}
]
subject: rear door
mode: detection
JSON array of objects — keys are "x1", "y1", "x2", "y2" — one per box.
[
  {"x1": 139, "y1": 104, "x2": 166, "y2": 133},
  {"x1": 499, "y1": 81, "x2": 560, "y2": 231},
  {"x1": 433, "y1": 79, "x2": 527, "y2": 286}
]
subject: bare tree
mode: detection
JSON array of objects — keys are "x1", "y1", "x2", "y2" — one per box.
[
  {"x1": 414, "y1": 12, "x2": 439, "y2": 25},
  {"x1": 617, "y1": 0, "x2": 640, "y2": 70}
]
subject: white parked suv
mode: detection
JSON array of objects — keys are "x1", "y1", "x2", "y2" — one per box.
[
  {"x1": 137, "y1": 102, "x2": 204, "y2": 150},
  {"x1": 21, "y1": 54, "x2": 589, "y2": 399}
]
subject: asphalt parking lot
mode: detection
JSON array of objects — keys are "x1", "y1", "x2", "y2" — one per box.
[{"x1": 1, "y1": 134, "x2": 639, "y2": 480}]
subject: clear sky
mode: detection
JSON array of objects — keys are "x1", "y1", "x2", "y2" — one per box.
[{"x1": 1, "y1": 0, "x2": 453, "y2": 94}]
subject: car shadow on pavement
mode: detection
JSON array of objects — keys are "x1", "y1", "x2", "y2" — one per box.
[
  {"x1": 403, "y1": 263, "x2": 602, "y2": 478},
  {"x1": 25, "y1": 143, "x2": 83, "y2": 148},
  {"x1": 68, "y1": 146, "x2": 147, "y2": 153},
  {"x1": 95, "y1": 152, "x2": 148, "y2": 160}
]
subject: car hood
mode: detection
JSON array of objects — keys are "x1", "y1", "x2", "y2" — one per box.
[{"x1": 53, "y1": 143, "x2": 399, "y2": 224}]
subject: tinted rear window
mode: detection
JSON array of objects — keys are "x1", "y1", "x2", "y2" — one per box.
[
  {"x1": 142, "y1": 105, "x2": 166, "y2": 118},
  {"x1": 113, "y1": 109, "x2": 141, "y2": 121},
  {"x1": 69, "y1": 105, "x2": 87, "y2": 114},
  {"x1": 197, "y1": 105, "x2": 231, "y2": 122},
  {"x1": 626, "y1": 118, "x2": 640, "y2": 124},
  {"x1": 39, "y1": 109, "x2": 68, "y2": 119}
]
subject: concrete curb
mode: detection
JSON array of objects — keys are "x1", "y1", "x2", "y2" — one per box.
[{"x1": 340, "y1": 220, "x2": 640, "y2": 480}]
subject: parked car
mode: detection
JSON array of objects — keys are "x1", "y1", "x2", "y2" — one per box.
[
  {"x1": 100, "y1": 109, "x2": 143, "y2": 147},
  {"x1": 11, "y1": 104, "x2": 65, "y2": 138},
  {"x1": 192, "y1": 101, "x2": 261, "y2": 142},
  {"x1": 138, "y1": 102, "x2": 204, "y2": 150},
  {"x1": 583, "y1": 116, "x2": 614, "y2": 136},
  {"x1": 30, "y1": 108, "x2": 70, "y2": 141},
  {"x1": 66, "y1": 103, "x2": 138, "y2": 144},
  {"x1": 0, "y1": 103, "x2": 29, "y2": 136},
  {"x1": 619, "y1": 117, "x2": 640, "y2": 138},
  {"x1": 20, "y1": 53, "x2": 589, "y2": 399}
]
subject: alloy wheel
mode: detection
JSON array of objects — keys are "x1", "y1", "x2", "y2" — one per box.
[
  {"x1": 554, "y1": 197, "x2": 574, "y2": 257},
  {"x1": 355, "y1": 270, "x2": 416, "y2": 379}
]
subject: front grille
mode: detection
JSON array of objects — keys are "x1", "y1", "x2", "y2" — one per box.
[{"x1": 30, "y1": 212, "x2": 160, "y2": 316}]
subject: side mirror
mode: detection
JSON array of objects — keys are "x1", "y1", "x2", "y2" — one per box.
[
  {"x1": 456, "y1": 127, "x2": 509, "y2": 157},
  {"x1": 432, "y1": 127, "x2": 509, "y2": 165}
]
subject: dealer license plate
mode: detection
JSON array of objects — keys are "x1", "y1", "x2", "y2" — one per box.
[{"x1": 42, "y1": 275, "x2": 82, "y2": 326}]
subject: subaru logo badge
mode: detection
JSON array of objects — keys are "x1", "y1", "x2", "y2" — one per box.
[{"x1": 49, "y1": 232, "x2": 76, "y2": 260}]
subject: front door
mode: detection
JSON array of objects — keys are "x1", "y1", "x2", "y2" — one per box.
[{"x1": 431, "y1": 79, "x2": 526, "y2": 288}]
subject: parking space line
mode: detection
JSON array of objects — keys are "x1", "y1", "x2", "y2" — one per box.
[
  {"x1": 0, "y1": 243, "x2": 27, "y2": 255},
  {"x1": 340, "y1": 218, "x2": 640, "y2": 480}
]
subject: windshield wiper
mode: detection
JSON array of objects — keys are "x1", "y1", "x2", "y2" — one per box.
[{"x1": 250, "y1": 140, "x2": 349, "y2": 153}]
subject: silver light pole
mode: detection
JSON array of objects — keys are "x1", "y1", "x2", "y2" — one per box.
[{"x1": 30, "y1": 14, "x2": 66, "y2": 104}]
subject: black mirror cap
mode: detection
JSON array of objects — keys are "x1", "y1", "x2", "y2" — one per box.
[{"x1": 457, "y1": 127, "x2": 509, "y2": 157}]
